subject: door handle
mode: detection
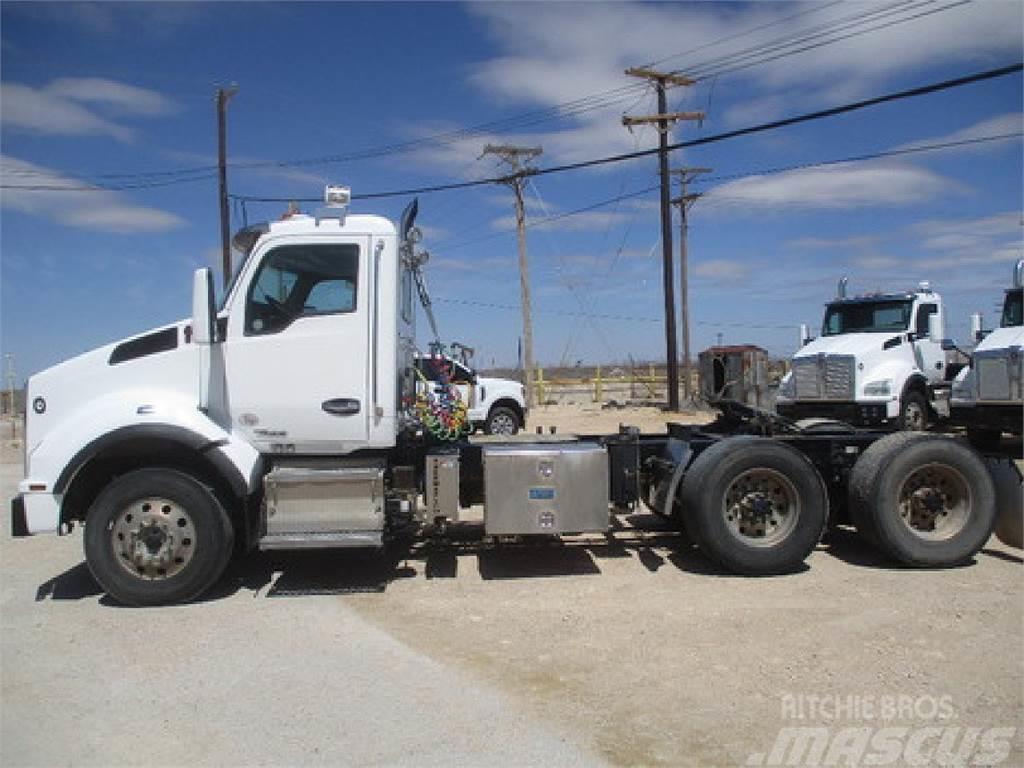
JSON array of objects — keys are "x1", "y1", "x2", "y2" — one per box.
[{"x1": 322, "y1": 398, "x2": 361, "y2": 416}]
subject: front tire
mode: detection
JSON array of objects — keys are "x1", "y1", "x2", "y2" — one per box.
[
  {"x1": 678, "y1": 436, "x2": 827, "y2": 574},
  {"x1": 485, "y1": 405, "x2": 520, "y2": 436},
  {"x1": 898, "y1": 390, "x2": 929, "y2": 431},
  {"x1": 84, "y1": 469, "x2": 234, "y2": 606},
  {"x1": 848, "y1": 433, "x2": 995, "y2": 566}
]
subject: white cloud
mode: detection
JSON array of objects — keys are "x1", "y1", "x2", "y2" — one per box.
[
  {"x1": 894, "y1": 113, "x2": 1023, "y2": 155},
  {"x1": 440, "y1": 1, "x2": 1023, "y2": 170},
  {"x1": 704, "y1": 162, "x2": 952, "y2": 210},
  {"x1": 0, "y1": 155, "x2": 186, "y2": 233},
  {"x1": 1, "y1": 78, "x2": 177, "y2": 142},
  {"x1": 913, "y1": 211, "x2": 1023, "y2": 251},
  {"x1": 694, "y1": 259, "x2": 747, "y2": 280},
  {"x1": 491, "y1": 209, "x2": 629, "y2": 233},
  {"x1": 789, "y1": 235, "x2": 880, "y2": 249}
]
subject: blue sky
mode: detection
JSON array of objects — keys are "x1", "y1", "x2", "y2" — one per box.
[{"x1": 2, "y1": 1, "x2": 1022, "y2": 380}]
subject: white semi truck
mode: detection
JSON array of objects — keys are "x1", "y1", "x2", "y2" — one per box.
[
  {"x1": 776, "y1": 279, "x2": 953, "y2": 430},
  {"x1": 950, "y1": 259, "x2": 1024, "y2": 443},
  {"x1": 10, "y1": 189, "x2": 1011, "y2": 605}
]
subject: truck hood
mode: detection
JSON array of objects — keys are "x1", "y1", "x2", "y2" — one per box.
[
  {"x1": 26, "y1": 319, "x2": 196, "y2": 456},
  {"x1": 975, "y1": 326, "x2": 1024, "y2": 353},
  {"x1": 794, "y1": 332, "x2": 897, "y2": 359}
]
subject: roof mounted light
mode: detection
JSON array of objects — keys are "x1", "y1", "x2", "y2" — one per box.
[
  {"x1": 918, "y1": 280, "x2": 932, "y2": 293},
  {"x1": 324, "y1": 185, "x2": 351, "y2": 208}
]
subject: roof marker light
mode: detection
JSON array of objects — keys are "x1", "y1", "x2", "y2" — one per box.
[{"x1": 324, "y1": 185, "x2": 351, "y2": 208}]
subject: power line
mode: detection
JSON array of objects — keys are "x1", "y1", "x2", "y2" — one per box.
[
  {"x1": 690, "y1": 0, "x2": 972, "y2": 81},
  {"x1": 5, "y1": 63, "x2": 1020, "y2": 198},
  {"x1": 441, "y1": 131, "x2": 1021, "y2": 251},
  {"x1": 3, "y1": 1, "x2": 958, "y2": 185},
  {"x1": 222, "y1": 62, "x2": 1022, "y2": 204}
]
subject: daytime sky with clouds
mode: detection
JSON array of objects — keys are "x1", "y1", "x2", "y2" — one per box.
[{"x1": 1, "y1": 1, "x2": 1021, "y2": 378}]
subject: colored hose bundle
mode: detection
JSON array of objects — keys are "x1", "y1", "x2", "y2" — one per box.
[{"x1": 413, "y1": 357, "x2": 472, "y2": 441}]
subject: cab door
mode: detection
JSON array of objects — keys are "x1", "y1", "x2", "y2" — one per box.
[
  {"x1": 222, "y1": 237, "x2": 371, "y2": 454},
  {"x1": 912, "y1": 302, "x2": 945, "y2": 382}
]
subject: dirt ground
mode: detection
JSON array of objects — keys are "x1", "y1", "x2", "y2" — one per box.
[{"x1": 1, "y1": 408, "x2": 1021, "y2": 767}]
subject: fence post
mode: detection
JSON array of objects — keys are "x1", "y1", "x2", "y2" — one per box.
[{"x1": 595, "y1": 366, "x2": 603, "y2": 403}]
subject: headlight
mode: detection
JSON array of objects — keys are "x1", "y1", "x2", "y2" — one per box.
[
  {"x1": 863, "y1": 379, "x2": 893, "y2": 397},
  {"x1": 779, "y1": 372, "x2": 795, "y2": 399}
]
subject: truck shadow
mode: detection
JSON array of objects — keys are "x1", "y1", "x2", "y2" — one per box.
[{"x1": 53, "y1": 520, "x2": 991, "y2": 606}]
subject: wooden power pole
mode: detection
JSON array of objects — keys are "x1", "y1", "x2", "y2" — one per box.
[
  {"x1": 672, "y1": 167, "x2": 711, "y2": 403},
  {"x1": 482, "y1": 144, "x2": 543, "y2": 408},
  {"x1": 216, "y1": 85, "x2": 239, "y2": 289},
  {"x1": 623, "y1": 67, "x2": 702, "y2": 410}
]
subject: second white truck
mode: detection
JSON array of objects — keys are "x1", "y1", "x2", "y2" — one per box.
[{"x1": 776, "y1": 279, "x2": 953, "y2": 430}]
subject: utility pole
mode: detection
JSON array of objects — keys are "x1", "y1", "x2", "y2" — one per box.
[
  {"x1": 482, "y1": 144, "x2": 543, "y2": 408},
  {"x1": 623, "y1": 67, "x2": 702, "y2": 410},
  {"x1": 672, "y1": 167, "x2": 711, "y2": 403},
  {"x1": 216, "y1": 84, "x2": 239, "y2": 289},
  {"x1": 3, "y1": 354, "x2": 14, "y2": 416}
]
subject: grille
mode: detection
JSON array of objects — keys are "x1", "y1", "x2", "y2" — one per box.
[
  {"x1": 976, "y1": 348, "x2": 1022, "y2": 401},
  {"x1": 792, "y1": 355, "x2": 855, "y2": 400}
]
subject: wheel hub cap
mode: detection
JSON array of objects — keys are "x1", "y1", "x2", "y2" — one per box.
[
  {"x1": 897, "y1": 463, "x2": 970, "y2": 540},
  {"x1": 111, "y1": 497, "x2": 197, "y2": 580},
  {"x1": 723, "y1": 469, "x2": 801, "y2": 546}
]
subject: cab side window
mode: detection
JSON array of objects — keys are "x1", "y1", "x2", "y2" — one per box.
[
  {"x1": 915, "y1": 303, "x2": 937, "y2": 337},
  {"x1": 245, "y1": 244, "x2": 359, "y2": 335}
]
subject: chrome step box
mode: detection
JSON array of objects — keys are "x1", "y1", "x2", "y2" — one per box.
[{"x1": 260, "y1": 461, "x2": 385, "y2": 550}]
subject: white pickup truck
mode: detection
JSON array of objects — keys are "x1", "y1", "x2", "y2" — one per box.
[
  {"x1": 776, "y1": 279, "x2": 952, "y2": 430},
  {"x1": 414, "y1": 354, "x2": 526, "y2": 435}
]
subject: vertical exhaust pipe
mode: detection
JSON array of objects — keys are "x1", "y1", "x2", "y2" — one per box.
[
  {"x1": 837, "y1": 276, "x2": 848, "y2": 299},
  {"x1": 970, "y1": 312, "x2": 984, "y2": 343}
]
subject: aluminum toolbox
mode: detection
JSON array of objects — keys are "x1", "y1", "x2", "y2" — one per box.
[{"x1": 482, "y1": 442, "x2": 609, "y2": 535}]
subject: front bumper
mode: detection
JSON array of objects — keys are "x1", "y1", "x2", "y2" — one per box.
[
  {"x1": 949, "y1": 403, "x2": 1023, "y2": 435},
  {"x1": 776, "y1": 400, "x2": 894, "y2": 427},
  {"x1": 10, "y1": 483, "x2": 60, "y2": 536},
  {"x1": 10, "y1": 495, "x2": 28, "y2": 537}
]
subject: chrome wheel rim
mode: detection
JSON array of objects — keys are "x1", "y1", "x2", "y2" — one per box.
[
  {"x1": 722, "y1": 468, "x2": 800, "y2": 547},
  {"x1": 490, "y1": 412, "x2": 517, "y2": 435},
  {"x1": 897, "y1": 463, "x2": 971, "y2": 540},
  {"x1": 110, "y1": 497, "x2": 196, "y2": 580}
]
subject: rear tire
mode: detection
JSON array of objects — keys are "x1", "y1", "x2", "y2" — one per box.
[
  {"x1": 678, "y1": 436, "x2": 827, "y2": 575},
  {"x1": 84, "y1": 469, "x2": 234, "y2": 606},
  {"x1": 848, "y1": 434, "x2": 995, "y2": 566}
]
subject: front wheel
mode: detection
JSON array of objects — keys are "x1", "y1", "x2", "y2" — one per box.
[
  {"x1": 898, "y1": 390, "x2": 929, "y2": 431},
  {"x1": 678, "y1": 436, "x2": 827, "y2": 574},
  {"x1": 84, "y1": 469, "x2": 234, "y2": 606},
  {"x1": 485, "y1": 405, "x2": 520, "y2": 436}
]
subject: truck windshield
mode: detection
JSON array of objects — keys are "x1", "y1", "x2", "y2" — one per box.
[
  {"x1": 822, "y1": 299, "x2": 913, "y2": 336},
  {"x1": 1001, "y1": 288, "x2": 1023, "y2": 327}
]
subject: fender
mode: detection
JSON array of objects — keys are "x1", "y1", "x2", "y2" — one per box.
[{"x1": 29, "y1": 388, "x2": 261, "y2": 504}]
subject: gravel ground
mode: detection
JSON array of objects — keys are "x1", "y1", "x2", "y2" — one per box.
[{"x1": 1, "y1": 411, "x2": 1021, "y2": 767}]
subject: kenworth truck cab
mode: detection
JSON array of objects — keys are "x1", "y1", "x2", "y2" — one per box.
[
  {"x1": 10, "y1": 190, "x2": 1008, "y2": 605},
  {"x1": 950, "y1": 259, "x2": 1024, "y2": 441},
  {"x1": 776, "y1": 279, "x2": 950, "y2": 430}
]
